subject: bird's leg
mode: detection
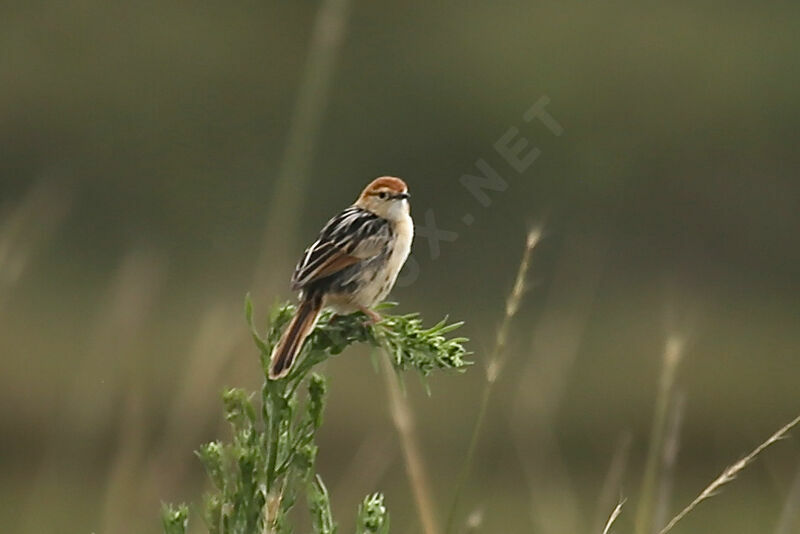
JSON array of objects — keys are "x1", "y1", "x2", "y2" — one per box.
[{"x1": 358, "y1": 306, "x2": 382, "y2": 324}]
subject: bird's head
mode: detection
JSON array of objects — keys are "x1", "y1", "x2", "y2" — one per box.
[{"x1": 355, "y1": 176, "x2": 411, "y2": 221}]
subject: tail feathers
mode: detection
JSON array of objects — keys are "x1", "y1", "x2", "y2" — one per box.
[{"x1": 269, "y1": 296, "x2": 322, "y2": 379}]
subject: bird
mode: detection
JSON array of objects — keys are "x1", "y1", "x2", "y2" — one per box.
[{"x1": 268, "y1": 176, "x2": 414, "y2": 379}]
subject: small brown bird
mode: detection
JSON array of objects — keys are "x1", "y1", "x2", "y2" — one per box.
[{"x1": 269, "y1": 177, "x2": 414, "y2": 379}]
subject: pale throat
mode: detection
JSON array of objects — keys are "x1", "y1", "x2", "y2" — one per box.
[{"x1": 388, "y1": 214, "x2": 414, "y2": 272}]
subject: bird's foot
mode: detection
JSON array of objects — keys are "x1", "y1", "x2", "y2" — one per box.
[{"x1": 358, "y1": 306, "x2": 382, "y2": 325}]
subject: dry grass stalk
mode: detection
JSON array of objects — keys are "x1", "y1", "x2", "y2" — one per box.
[
  {"x1": 20, "y1": 249, "x2": 166, "y2": 533},
  {"x1": 464, "y1": 507, "x2": 484, "y2": 532},
  {"x1": 0, "y1": 180, "x2": 71, "y2": 307},
  {"x1": 593, "y1": 432, "x2": 633, "y2": 533},
  {"x1": 602, "y1": 499, "x2": 626, "y2": 534},
  {"x1": 635, "y1": 335, "x2": 685, "y2": 534},
  {"x1": 333, "y1": 430, "x2": 396, "y2": 516},
  {"x1": 253, "y1": 0, "x2": 353, "y2": 296},
  {"x1": 775, "y1": 459, "x2": 800, "y2": 534},
  {"x1": 143, "y1": 302, "x2": 243, "y2": 498},
  {"x1": 487, "y1": 227, "x2": 542, "y2": 384},
  {"x1": 653, "y1": 391, "x2": 686, "y2": 531},
  {"x1": 445, "y1": 228, "x2": 542, "y2": 534},
  {"x1": 381, "y1": 356, "x2": 440, "y2": 534},
  {"x1": 510, "y1": 229, "x2": 607, "y2": 534},
  {"x1": 658, "y1": 413, "x2": 800, "y2": 534}
]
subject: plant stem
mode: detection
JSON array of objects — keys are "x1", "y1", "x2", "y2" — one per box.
[
  {"x1": 445, "y1": 228, "x2": 541, "y2": 534},
  {"x1": 602, "y1": 499, "x2": 626, "y2": 534},
  {"x1": 382, "y1": 357, "x2": 440, "y2": 534},
  {"x1": 265, "y1": 384, "x2": 282, "y2": 494},
  {"x1": 635, "y1": 336, "x2": 684, "y2": 534},
  {"x1": 253, "y1": 0, "x2": 353, "y2": 295},
  {"x1": 659, "y1": 413, "x2": 800, "y2": 534}
]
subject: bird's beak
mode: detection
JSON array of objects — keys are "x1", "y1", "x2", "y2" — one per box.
[{"x1": 393, "y1": 192, "x2": 410, "y2": 200}]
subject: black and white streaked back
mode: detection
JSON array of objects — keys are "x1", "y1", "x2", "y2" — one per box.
[{"x1": 290, "y1": 206, "x2": 392, "y2": 290}]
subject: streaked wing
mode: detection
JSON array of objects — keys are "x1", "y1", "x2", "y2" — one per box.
[{"x1": 291, "y1": 206, "x2": 391, "y2": 290}]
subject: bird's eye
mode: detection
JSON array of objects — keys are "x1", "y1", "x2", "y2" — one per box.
[{"x1": 378, "y1": 191, "x2": 388, "y2": 200}]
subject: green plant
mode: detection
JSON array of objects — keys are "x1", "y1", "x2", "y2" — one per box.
[{"x1": 161, "y1": 297, "x2": 469, "y2": 534}]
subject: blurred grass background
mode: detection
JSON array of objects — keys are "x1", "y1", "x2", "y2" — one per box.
[{"x1": 2, "y1": 1, "x2": 800, "y2": 533}]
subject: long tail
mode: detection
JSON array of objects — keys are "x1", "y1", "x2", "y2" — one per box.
[{"x1": 269, "y1": 294, "x2": 323, "y2": 380}]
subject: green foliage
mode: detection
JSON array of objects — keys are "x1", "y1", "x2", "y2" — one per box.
[
  {"x1": 355, "y1": 493, "x2": 390, "y2": 534},
  {"x1": 162, "y1": 297, "x2": 469, "y2": 533},
  {"x1": 161, "y1": 503, "x2": 189, "y2": 534},
  {"x1": 308, "y1": 475, "x2": 337, "y2": 534},
  {"x1": 375, "y1": 308, "x2": 468, "y2": 376}
]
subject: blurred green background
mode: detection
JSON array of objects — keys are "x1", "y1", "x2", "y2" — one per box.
[{"x1": 2, "y1": 1, "x2": 800, "y2": 533}]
